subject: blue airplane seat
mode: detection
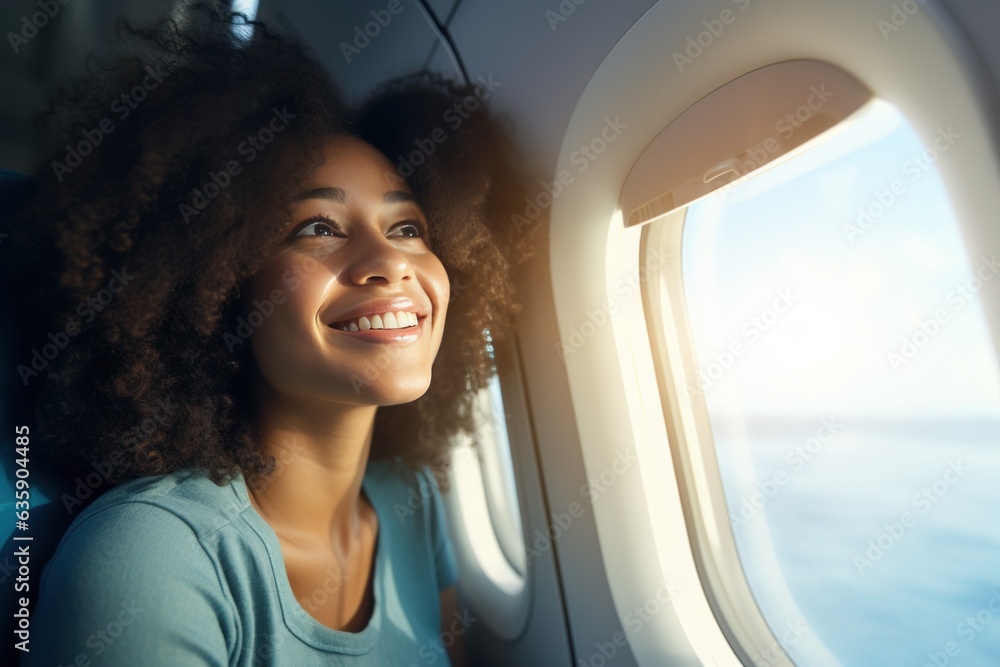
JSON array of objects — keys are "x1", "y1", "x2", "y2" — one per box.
[{"x1": 0, "y1": 168, "x2": 78, "y2": 662}]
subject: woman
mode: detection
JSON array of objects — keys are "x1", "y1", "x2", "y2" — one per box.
[{"x1": 12, "y1": 5, "x2": 534, "y2": 665}]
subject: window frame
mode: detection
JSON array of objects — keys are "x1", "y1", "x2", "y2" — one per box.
[
  {"x1": 544, "y1": 0, "x2": 1000, "y2": 664},
  {"x1": 443, "y1": 334, "x2": 533, "y2": 639},
  {"x1": 476, "y1": 371, "x2": 528, "y2": 576},
  {"x1": 640, "y1": 209, "x2": 841, "y2": 667}
]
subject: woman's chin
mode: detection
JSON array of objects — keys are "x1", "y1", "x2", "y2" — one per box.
[{"x1": 351, "y1": 375, "x2": 432, "y2": 407}]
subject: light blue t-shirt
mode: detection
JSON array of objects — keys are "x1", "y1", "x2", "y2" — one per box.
[{"x1": 23, "y1": 459, "x2": 458, "y2": 666}]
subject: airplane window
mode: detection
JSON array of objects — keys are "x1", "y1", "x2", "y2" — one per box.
[
  {"x1": 475, "y1": 372, "x2": 527, "y2": 575},
  {"x1": 671, "y1": 99, "x2": 1000, "y2": 665},
  {"x1": 453, "y1": 330, "x2": 526, "y2": 578},
  {"x1": 476, "y1": 327, "x2": 526, "y2": 575}
]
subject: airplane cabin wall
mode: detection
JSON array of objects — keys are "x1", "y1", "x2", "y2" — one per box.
[{"x1": 443, "y1": 0, "x2": 1000, "y2": 665}]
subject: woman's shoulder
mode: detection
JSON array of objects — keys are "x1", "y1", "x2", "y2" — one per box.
[
  {"x1": 76, "y1": 468, "x2": 244, "y2": 528},
  {"x1": 53, "y1": 467, "x2": 249, "y2": 567},
  {"x1": 27, "y1": 469, "x2": 240, "y2": 666}
]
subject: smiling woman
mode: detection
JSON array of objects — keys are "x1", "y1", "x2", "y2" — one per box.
[
  {"x1": 6, "y1": 4, "x2": 535, "y2": 666},
  {"x1": 245, "y1": 136, "x2": 450, "y2": 409}
]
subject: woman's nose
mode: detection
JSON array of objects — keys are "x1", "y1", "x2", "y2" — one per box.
[{"x1": 345, "y1": 233, "x2": 414, "y2": 286}]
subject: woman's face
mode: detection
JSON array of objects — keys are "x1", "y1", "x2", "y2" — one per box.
[{"x1": 243, "y1": 134, "x2": 449, "y2": 407}]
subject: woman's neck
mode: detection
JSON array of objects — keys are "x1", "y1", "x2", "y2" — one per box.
[{"x1": 246, "y1": 370, "x2": 378, "y2": 553}]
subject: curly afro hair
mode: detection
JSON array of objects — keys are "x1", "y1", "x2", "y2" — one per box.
[{"x1": 3, "y1": 5, "x2": 539, "y2": 496}]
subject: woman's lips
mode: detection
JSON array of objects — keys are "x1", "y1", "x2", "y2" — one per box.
[
  {"x1": 327, "y1": 315, "x2": 426, "y2": 344},
  {"x1": 325, "y1": 297, "x2": 427, "y2": 329}
]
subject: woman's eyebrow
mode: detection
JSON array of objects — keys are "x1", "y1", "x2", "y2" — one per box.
[
  {"x1": 384, "y1": 190, "x2": 417, "y2": 204},
  {"x1": 291, "y1": 187, "x2": 416, "y2": 204},
  {"x1": 293, "y1": 186, "x2": 347, "y2": 203}
]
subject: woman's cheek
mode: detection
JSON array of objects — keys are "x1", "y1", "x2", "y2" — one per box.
[{"x1": 425, "y1": 255, "x2": 450, "y2": 311}]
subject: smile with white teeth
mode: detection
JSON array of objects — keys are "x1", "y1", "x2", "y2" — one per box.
[{"x1": 331, "y1": 311, "x2": 420, "y2": 332}]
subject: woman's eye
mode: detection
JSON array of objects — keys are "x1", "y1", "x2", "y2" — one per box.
[
  {"x1": 392, "y1": 222, "x2": 425, "y2": 239},
  {"x1": 293, "y1": 217, "x2": 341, "y2": 239}
]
